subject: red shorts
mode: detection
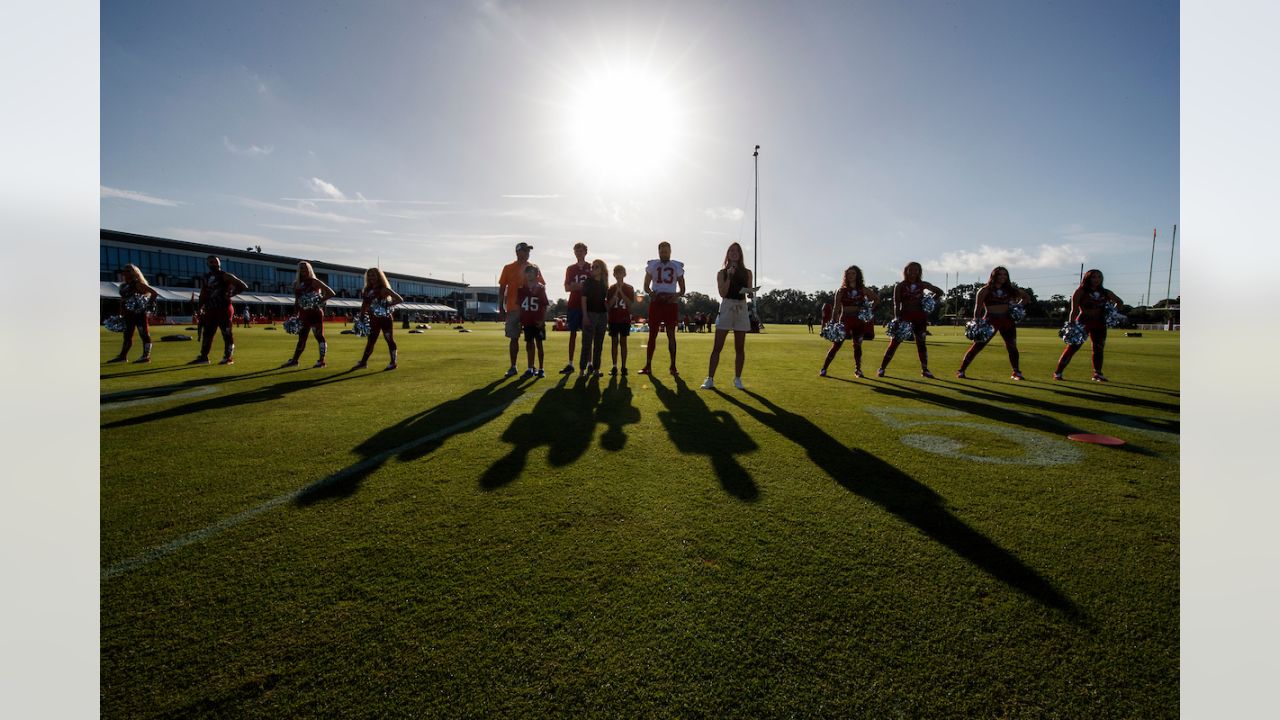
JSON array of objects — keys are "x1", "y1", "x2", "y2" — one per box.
[
  {"x1": 901, "y1": 309, "x2": 928, "y2": 336},
  {"x1": 648, "y1": 299, "x2": 678, "y2": 329},
  {"x1": 987, "y1": 315, "x2": 1015, "y2": 332},
  {"x1": 840, "y1": 315, "x2": 871, "y2": 340},
  {"x1": 300, "y1": 308, "x2": 325, "y2": 329},
  {"x1": 200, "y1": 308, "x2": 233, "y2": 327}
]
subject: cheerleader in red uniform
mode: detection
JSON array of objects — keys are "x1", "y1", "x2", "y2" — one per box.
[
  {"x1": 956, "y1": 266, "x2": 1031, "y2": 380},
  {"x1": 191, "y1": 255, "x2": 248, "y2": 365},
  {"x1": 1054, "y1": 269, "x2": 1123, "y2": 382},
  {"x1": 819, "y1": 265, "x2": 875, "y2": 378},
  {"x1": 877, "y1": 261, "x2": 944, "y2": 378},
  {"x1": 354, "y1": 267, "x2": 404, "y2": 371},
  {"x1": 107, "y1": 263, "x2": 160, "y2": 364},
  {"x1": 283, "y1": 261, "x2": 336, "y2": 368}
]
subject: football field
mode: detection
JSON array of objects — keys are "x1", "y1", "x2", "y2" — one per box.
[{"x1": 101, "y1": 322, "x2": 1179, "y2": 718}]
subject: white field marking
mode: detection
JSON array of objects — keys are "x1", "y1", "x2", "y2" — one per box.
[
  {"x1": 101, "y1": 384, "x2": 219, "y2": 411},
  {"x1": 866, "y1": 406, "x2": 1084, "y2": 467},
  {"x1": 102, "y1": 392, "x2": 529, "y2": 580}
]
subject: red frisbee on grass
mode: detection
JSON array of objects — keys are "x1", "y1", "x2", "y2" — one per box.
[{"x1": 1067, "y1": 433, "x2": 1126, "y2": 446}]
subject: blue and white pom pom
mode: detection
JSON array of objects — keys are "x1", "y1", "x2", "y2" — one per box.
[
  {"x1": 298, "y1": 291, "x2": 324, "y2": 309},
  {"x1": 965, "y1": 318, "x2": 995, "y2": 342},
  {"x1": 858, "y1": 300, "x2": 874, "y2": 322},
  {"x1": 371, "y1": 299, "x2": 392, "y2": 318},
  {"x1": 103, "y1": 315, "x2": 125, "y2": 333},
  {"x1": 124, "y1": 294, "x2": 148, "y2": 313},
  {"x1": 921, "y1": 293, "x2": 937, "y2": 313},
  {"x1": 885, "y1": 319, "x2": 914, "y2": 342},
  {"x1": 820, "y1": 321, "x2": 846, "y2": 343},
  {"x1": 1009, "y1": 303, "x2": 1027, "y2": 323},
  {"x1": 283, "y1": 316, "x2": 302, "y2": 335},
  {"x1": 1059, "y1": 321, "x2": 1088, "y2": 345},
  {"x1": 1103, "y1": 302, "x2": 1127, "y2": 328},
  {"x1": 353, "y1": 313, "x2": 372, "y2": 337}
]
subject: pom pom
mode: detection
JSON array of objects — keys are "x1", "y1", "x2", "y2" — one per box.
[
  {"x1": 820, "y1": 321, "x2": 846, "y2": 343},
  {"x1": 1009, "y1": 304, "x2": 1027, "y2": 323},
  {"x1": 353, "y1": 313, "x2": 372, "y2": 337},
  {"x1": 124, "y1": 294, "x2": 148, "y2": 313},
  {"x1": 370, "y1": 299, "x2": 393, "y2": 318},
  {"x1": 103, "y1": 315, "x2": 125, "y2": 333},
  {"x1": 1103, "y1": 302, "x2": 1127, "y2": 328},
  {"x1": 283, "y1": 316, "x2": 302, "y2": 335},
  {"x1": 921, "y1": 293, "x2": 937, "y2": 313},
  {"x1": 964, "y1": 319, "x2": 995, "y2": 342},
  {"x1": 1060, "y1": 321, "x2": 1088, "y2": 345},
  {"x1": 885, "y1": 319, "x2": 914, "y2": 342},
  {"x1": 298, "y1": 291, "x2": 325, "y2": 309},
  {"x1": 858, "y1": 300, "x2": 874, "y2": 322}
]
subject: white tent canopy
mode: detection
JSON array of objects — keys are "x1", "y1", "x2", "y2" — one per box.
[{"x1": 101, "y1": 282, "x2": 457, "y2": 313}]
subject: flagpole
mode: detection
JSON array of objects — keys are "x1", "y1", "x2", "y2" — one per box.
[
  {"x1": 1146, "y1": 227, "x2": 1156, "y2": 308},
  {"x1": 753, "y1": 144, "x2": 760, "y2": 286},
  {"x1": 1165, "y1": 224, "x2": 1177, "y2": 326}
]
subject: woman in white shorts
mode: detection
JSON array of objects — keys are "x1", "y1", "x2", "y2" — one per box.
[{"x1": 700, "y1": 242, "x2": 754, "y2": 390}]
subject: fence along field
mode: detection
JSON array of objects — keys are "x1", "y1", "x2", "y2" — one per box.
[{"x1": 100, "y1": 323, "x2": 1179, "y2": 717}]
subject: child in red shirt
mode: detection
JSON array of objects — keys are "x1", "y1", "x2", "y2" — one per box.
[{"x1": 516, "y1": 265, "x2": 548, "y2": 378}]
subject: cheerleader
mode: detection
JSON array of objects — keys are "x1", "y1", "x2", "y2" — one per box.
[
  {"x1": 1054, "y1": 269, "x2": 1124, "y2": 382},
  {"x1": 699, "y1": 242, "x2": 754, "y2": 390},
  {"x1": 107, "y1": 263, "x2": 160, "y2": 363},
  {"x1": 354, "y1": 267, "x2": 404, "y2": 371},
  {"x1": 819, "y1": 265, "x2": 875, "y2": 379},
  {"x1": 283, "y1": 261, "x2": 336, "y2": 368},
  {"x1": 877, "y1": 261, "x2": 944, "y2": 378},
  {"x1": 956, "y1": 266, "x2": 1031, "y2": 380}
]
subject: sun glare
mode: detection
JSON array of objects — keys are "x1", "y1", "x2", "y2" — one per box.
[{"x1": 566, "y1": 67, "x2": 681, "y2": 185}]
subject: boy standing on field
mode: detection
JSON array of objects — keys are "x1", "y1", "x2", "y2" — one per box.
[
  {"x1": 639, "y1": 241, "x2": 685, "y2": 376},
  {"x1": 562, "y1": 242, "x2": 591, "y2": 373},
  {"x1": 517, "y1": 265, "x2": 549, "y2": 378},
  {"x1": 606, "y1": 265, "x2": 637, "y2": 376}
]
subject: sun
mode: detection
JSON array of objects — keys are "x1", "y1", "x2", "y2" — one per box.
[{"x1": 565, "y1": 66, "x2": 682, "y2": 185}]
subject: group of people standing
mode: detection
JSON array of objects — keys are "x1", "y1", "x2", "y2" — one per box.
[{"x1": 106, "y1": 256, "x2": 405, "y2": 370}]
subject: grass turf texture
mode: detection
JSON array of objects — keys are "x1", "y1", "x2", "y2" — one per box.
[{"x1": 101, "y1": 323, "x2": 1179, "y2": 718}]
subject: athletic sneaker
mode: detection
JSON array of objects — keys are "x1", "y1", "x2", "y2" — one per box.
[
  {"x1": 504, "y1": 366, "x2": 518, "y2": 377},
  {"x1": 1052, "y1": 372, "x2": 1064, "y2": 381},
  {"x1": 1011, "y1": 370, "x2": 1024, "y2": 381},
  {"x1": 522, "y1": 368, "x2": 536, "y2": 378},
  {"x1": 1092, "y1": 373, "x2": 1108, "y2": 382},
  {"x1": 853, "y1": 368, "x2": 864, "y2": 379},
  {"x1": 313, "y1": 359, "x2": 326, "y2": 368},
  {"x1": 106, "y1": 355, "x2": 126, "y2": 364},
  {"x1": 699, "y1": 377, "x2": 715, "y2": 390},
  {"x1": 560, "y1": 364, "x2": 575, "y2": 374},
  {"x1": 669, "y1": 365, "x2": 679, "y2": 376},
  {"x1": 585, "y1": 363, "x2": 594, "y2": 376},
  {"x1": 733, "y1": 377, "x2": 745, "y2": 390},
  {"x1": 281, "y1": 358, "x2": 299, "y2": 367},
  {"x1": 818, "y1": 368, "x2": 827, "y2": 377},
  {"x1": 610, "y1": 366, "x2": 618, "y2": 376},
  {"x1": 384, "y1": 363, "x2": 397, "y2": 371},
  {"x1": 921, "y1": 369, "x2": 935, "y2": 379},
  {"x1": 535, "y1": 368, "x2": 545, "y2": 378},
  {"x1": 955, "y1": 370, "x2": 967, "y2": 379},
  {"x1": 189, "y1": 356, "x2": 211, "y2": 365},
  {"x1": 621, "y1": 367, "x2": 628, "y2": 376},
  {"x1": 353, "y1": 361, "x2": 368, "y2": 369},
  {"x1": 220, "y1": 357, "x2": 235, "y2": 365},
  {"x1": 876, "y1": 367, "x2": 885, "y2": 377},
  {"x1": 637, "y1": 367, "x2": 651, "y2": 375},
  {"x1": 133, "y1": 355, "x2": 151, "y2": 364}
]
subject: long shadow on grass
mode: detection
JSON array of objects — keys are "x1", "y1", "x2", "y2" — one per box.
[
  {"x1": 596, "y1": 375, "x2": 640, "y2": 451},
  {"x1": 652, "y1": 376, "x2": 758, "y2": 501},
  {"x1": 298, "y1": 376, "x2": 537, "y2": 504},
  {"x1": 717, "y1": 389, "x2": 1081, "y2": 618},
  {"x1": 100, "y1": 369, "x2": 370, "y2": 429},
  {"x1": 100, "y1": 367, "x2": 284, "y2": 403},
  {"x1": 479, "y1": 374, "x2": 600, "y2": 490},
  {"x1": 1034, "y1": 383, "x2": 1180, "y2": 415}
]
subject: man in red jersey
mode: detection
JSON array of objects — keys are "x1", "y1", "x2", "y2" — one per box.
[
  {"x1": 190, "y1": 255, "x2": 247, "y2": 365},
  {"x1": 561, "y1": 242, "x2": 591, "y2": 374},
  {"x1": 638, "y1": 241, "x2": 685, "y2": 376}
]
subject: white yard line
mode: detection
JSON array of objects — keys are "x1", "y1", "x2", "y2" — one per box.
[
  {"x1": 103, "y1": 393, "x2": 529, "y2": 580},
  {"x1": 100, "y1": 385, "x2": 219, "y2": 411}
]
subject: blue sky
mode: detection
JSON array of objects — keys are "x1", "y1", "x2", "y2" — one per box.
[{"x1": 101, "y1": 0, "x2": 1178, "y2": 302}]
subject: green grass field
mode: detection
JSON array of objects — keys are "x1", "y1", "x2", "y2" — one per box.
[{"x1": 101, "y1": 321, "x2": 1179, "y2": 718}]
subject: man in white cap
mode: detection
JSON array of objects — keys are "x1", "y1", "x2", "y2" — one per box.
[{"x1": 498, "y1": 242, "x2": 545, "y2": 377}]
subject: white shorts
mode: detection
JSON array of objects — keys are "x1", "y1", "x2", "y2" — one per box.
[{"x1": 716, "y1": 298, "x2": 751, "y2": 332}]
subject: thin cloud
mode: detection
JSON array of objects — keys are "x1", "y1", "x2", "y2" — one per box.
[
  {"x1": 100, "y1": 185, "x2": 183, "y2": 207},
  {"x1": 308, "y1": 177, "x2": 345, "y2": 200},
  {"x1": 223, "y1": 136, "x2": 274, "y2": 156},
  {"x1": 704, "y1": 206, "x2": 745, "y2": 221},
  {"x1": 238, "y1": 198, "x2": 373, "y2": 224},
  {"x1": 926, "y1": 244, "x2": 1086, "y2": 275},
  {"x1": 501, "y1": 194, "x2": 562, "y2": 199},
  {"x1": 259, "y1": 224, "x2": 340, "y2": 233}
]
